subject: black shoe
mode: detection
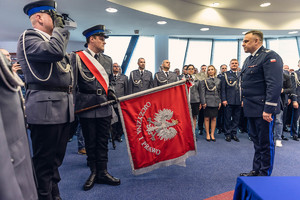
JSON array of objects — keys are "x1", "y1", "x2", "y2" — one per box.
[
  {"x1": 240, "y1": 170, "x2": 259, "y2": 176},
  {"x1": 217, "y1": 129, "x2": 222, "y2": 134},
  {"x1": 211, "y1": 138, "x2": 216, "y2": 142},
  {"x1": 283, "y1": 126, "x2": 288, "y2": 132},
  {"x1": 116, "y1": 137, "x2": 122, "y2": 142},
  {"x1": 293, "y1": 135, "x2": 299, "y2": 141},
  {"x1": 225, "y1": 136, "x2": 231, "y2": 142},
  {"x1": 232, "y1": 136, "x2": 240, "y2": 142},
  {"x1": 206, "y1": 138, "x2": 211, "y2": 142},
  {"x1": 83, "y1": 172, "x2": 97, "y2": 191},
  {"x1": 281, "y1": 135, "x2": 288, "y2": 141},
  {"x1": 199, "y1": 130, "x2": 204, "y2": 135},
  {"x1": 248, "y1": 137, "x2": 252, "y2": 141},
  {"x1": 96, "y1": 170, "x2": 120, "y2": 186}
]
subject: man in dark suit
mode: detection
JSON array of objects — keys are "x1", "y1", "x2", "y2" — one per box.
[
  {"x1": 221, "y1": 59, "x2": 241, "y2": 142},
  {"x1": 128, "y1": 58, "x2": 153, "y2": 94},
  {"x1": 17, "y1": 1, "x2": 74, "y2": 199},
  {"x1": 0, "y1": 50, "x2": 38, "y2": 200},
  {"x1": 111, "y1": 63, "x2": 128, "y2": 142},
  {"x1": 153, "y1": 60, "x2": 178, "y2": 87},
  {"x1": 216, "y1": 64, "x2": 227, "y2": 134},
  {"x1": 240, "y1": 30, "x2": 283, "y2": 176},
  {"x1": 71, "y1": 24, "x2": 120, "y2": 191},
  {"x1": 290, "y1": 60, "x2": 300, "y2": 141}
]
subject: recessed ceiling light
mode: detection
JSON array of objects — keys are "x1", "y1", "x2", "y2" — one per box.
[
  {"x1": 200, "y1": 28, "x2": 209, "y2": 31},
  {"x1": 157, "y1": 21, "x2": 167, "y2": 25},
  {"x1": 210, "y1": 2, "x2": 220, "y2": 7},
  {"x1": 288, "y1": 31, "x2": 298, "y2": 34},
  {"x1": 260, "y1": 3, "x2": 271, "y2": 7},
  {"x1": 106, "y1": 7, "x2": 118, "y2": 13}
]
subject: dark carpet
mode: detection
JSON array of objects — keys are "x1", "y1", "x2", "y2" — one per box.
[{"x1": 59, "y1": 131, "x2": 300, "y2": 200}]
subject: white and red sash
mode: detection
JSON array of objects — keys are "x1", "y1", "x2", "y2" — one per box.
[{"x1": 76, "y1": 51, "x2": 109, "y2": 94}]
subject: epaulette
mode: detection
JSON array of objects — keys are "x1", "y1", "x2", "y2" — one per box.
[{"x1": 264, "y1": 49, "x2": 272, "y2": 53}]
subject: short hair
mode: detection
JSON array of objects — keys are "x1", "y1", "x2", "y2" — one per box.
[
  {"x1": 206, "y1": 65, "x2": 217, "y2": 77},
  {"x1": 188, "y1": 64, "x2": 195, "y2": 69},
  {"x1": 245, "y1": 30, "x2": 263, "y2": 41},
  {"x1": 230, "y1": 59, "x2": 238, "y2": 63},
  {"x1": 138, "y1": 57, "x2": 145, "y2": 62},
  {"x1": 220, "y1": 64, "x2": 227, "y2": 70}
]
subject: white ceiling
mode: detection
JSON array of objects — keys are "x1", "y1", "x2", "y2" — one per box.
[{"x1": 0, "y1": 0, "x2": 300, "y2": 43}]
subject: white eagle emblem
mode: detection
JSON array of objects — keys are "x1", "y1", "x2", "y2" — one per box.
[{"x1": 146, "y1": 109, "x2": 178, "y2": 141}]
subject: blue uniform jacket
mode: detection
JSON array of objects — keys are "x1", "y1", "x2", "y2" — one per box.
[
  {"x1": 290, "y1": 70, "x2": 300, "y2": 103},
  {"x1": 221, "y1": 70, "x2": 241, "y2": 105},
  {"x1": 241, "y1": 46, "x2": 283, "y2": 117}
]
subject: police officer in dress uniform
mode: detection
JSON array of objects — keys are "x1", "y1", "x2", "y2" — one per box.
[
  {"x1": 70, "y1": 25, "x2": 120, "y2": 191},
  {"x1": 111, "y1": 63, "x2": 128, "y2": 142},
  {"x1": 153, "y1": 60, "x2": 178, "y2": 87},
  {"x1": 216, "y1": 64, "x2": 227, "y2": 134},
  {"x1": 17, "y1": 1, "x2": 74, "y2": 199},
  {"x1": 221, "y1": 59, "x2": 241, "y2": 142},
  {"x1": 240, "y1": 30, "x2": 283, "y2": 177},
  {"x1": 290, "y1": 60, "x2": 300, "y2": 141},
  {"x1": 128, "y1": 58, "x2": 153, "y2": 94},
  {"x1": 0, "y1": 50, "x2": 38, "y2": 200}
]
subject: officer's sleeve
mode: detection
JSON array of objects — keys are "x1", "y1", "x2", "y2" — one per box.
[
  {"x1": 263, "y1": 52, "x2": 283, "y2": 113},
  {"x1": 128, "y1": 72, "x2": 133, "y2": 94},
  {"x1": 290, "y1": 72, "x2": 297, "y2": 102},
  {"x1": 153, "y1": 73, "x2": 158, "y2": 87},
  {"x1": 149, "y1": 72, "x2": 154, "y2": 89},
  {"x1": 200, "y1": 80, "x2": 206, "y2": 105},
  {"x1": 22, "y1": 28, "x2": 70, "y2": 62},
  {"x1": 221, "y1": 75, "x2": 226, "y2": 102}
]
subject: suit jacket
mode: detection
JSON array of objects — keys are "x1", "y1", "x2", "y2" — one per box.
[
  {"x1": 71, "y1": 49, "x2": 113, "y2": 118},
  {"x1": 200, "y1": 77, "x2": 221, "y2": 107},
  {"x1": 128, "y1": 69, "x2": 153, "y2": 94},
  {"x1": 153, "y1": 71, "x2": 178, "y2": 87},
  {"x1": 189, "y1": 76, "x2": 201, "y2": 103},
  {"x1": 0, "y1": 51, "x2": 37, "y2": 200},
  {"x1": 221, "y1": 70, "x2": 241, "y2": 105},
  {"x1": 241, "y1": 46, "x2": 283, "y2": 117},
  {"x1": 17, "y1": 28, "x2": 74, "y2": 124},
  {"x1": 111, "y1": 73, "x2": 128, "y2": 97}
]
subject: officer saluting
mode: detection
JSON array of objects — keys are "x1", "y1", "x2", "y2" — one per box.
[
  {"x1": 240, "y1": 30, "x2": 283, "y2": 177},
  {"x1": 17, "y1": 1, "x2": 74, "y2": 199},
  {"x1": 70, "y1": 25, "x2": 120, "y2": 191},
  {"x1": 153, "y1": 60, "x2": 178, "y2": 87},
  {"x1": 128, "y1": 58, "x2": 153, "y2": 94}
]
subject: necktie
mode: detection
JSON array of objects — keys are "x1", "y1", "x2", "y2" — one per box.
[
  {"x1": 114, "y1": 75, "x2": 117, "y2": 80},
  {"x1": 141, "y1": 71, "x2": 144, "y2": 77},
  {"x1": 94, "y1": 54, "x2": 99, "y2": 60},
  {"x1": 165, "y1": 72, "x2": 169, "y2": 77}
]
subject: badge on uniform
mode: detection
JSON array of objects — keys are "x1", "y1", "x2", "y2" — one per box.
[
  {"x1": 134, "y1": 80, "x2": 139, "y2": 83},
  {"x1": 230, "y1": 81, "x2": 232, "y2": 84},
  {"x1": 270, "y1": 59, "x2": 277, "y2": 63}
]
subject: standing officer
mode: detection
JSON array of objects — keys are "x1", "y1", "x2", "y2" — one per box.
[
  {"x1": 111, "y1": 63, "x2": 128, "y2": 142},
  {"x1": 240, "y1": 30, "x2": 283, "y2": 176},
  {"x1": 0, "y1": 49, "x2": 38, "y2": 200},
  {"x1": 71, "y1": 25, "x2": 120, "y2": 191},
  {"x1": 128, "y1": 58, "x2": 153, "y2": 94},
  {"x1": 290, "y1": 60, "x2": 300, "y2": 141},
  {"x1": 153, "y1": 60, "x2": 178, "y2": 87},
  {"x1": 217, "y1": 64, "x2": 227, "y2": 134},
  {"x1": 222, "y1": 59, "x2": 241, "y2": 142},
  {"x1": 17, "y1": 1, "x2": 74, "y2": 199}
]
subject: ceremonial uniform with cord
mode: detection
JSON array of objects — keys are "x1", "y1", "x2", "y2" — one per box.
[
  {"x1": 17, "y1": 1, "x2": 74, "y2": 199},
  {"x1": 128, "y1": 69, "x2": 153, "y2": 94},
  {"x1": 153, "y1": 70, "x2": 178, "y2": 87},
  {"x1": 70, "y1": 24, "x2": 120, "y2": 191}
]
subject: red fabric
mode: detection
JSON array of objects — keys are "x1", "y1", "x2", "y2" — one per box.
[
  {"x1": 120, "y1": 84, "x2": 195, "y2": 171},
  {"x1": 76, "y1": 51, "x2": 108, "y2": 94}
]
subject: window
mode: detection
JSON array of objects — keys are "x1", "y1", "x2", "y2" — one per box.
[
  {"x1": 268, "y1": 38, "x2": 299, "y2": 70},
  {"x1": 169, "y1": 38, "x2": 188, "y2": 72},
  {"x1": 126, "y1": 36, "x2": 155, "y2": 76},
  {"x1": 185, "y1": 39, "x2": 212, "y2": 70},
  {"x1": 104, "y1": 36, "x2": 131, "y2": 65},
  {"x1": 212, "y1": 40, "x2": 238, "y2": 73}
]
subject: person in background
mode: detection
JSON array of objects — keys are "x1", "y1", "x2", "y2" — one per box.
[
  {"x1": 153, "y1": 60, "x2": 178, "y2": 87},
  {"x1": 178, "y1": 65, "x2": 188, "y2": 80},
  {"x1": 128, "y1": 58, "x2": 153, "y2": 94},
  {"x1": 200, "y1": 65, "x2": 221, "y2": 142},
  {"x1": 174, "y1": 68, "x2": 180, "y2": 76},
  {"x1": 196, "y1": 64, "x2": 207, "y2": 135},
  {"x1": 290, "y1": 60, "x2": 300, "y2": 141},
  {"x1": 216, "y1": 64, "x2": 227, "y2": 134}
]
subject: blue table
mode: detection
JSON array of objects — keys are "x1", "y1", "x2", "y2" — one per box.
[{"x1": 233, "y1": 176, "x2": 300, "y2": 200}]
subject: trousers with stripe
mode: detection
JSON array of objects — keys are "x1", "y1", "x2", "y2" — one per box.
[{"x1": 248, "y1": 116, "x2": 275, "y2": 176}]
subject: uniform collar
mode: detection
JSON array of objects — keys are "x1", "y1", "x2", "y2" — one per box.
[{"x1": 251, "y1": 45, "x2": 263, "y2": 57}]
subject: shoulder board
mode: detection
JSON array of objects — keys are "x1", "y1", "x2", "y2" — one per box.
[{"x1": 264, "y1": 49, "x2": 272, "y2": 53}]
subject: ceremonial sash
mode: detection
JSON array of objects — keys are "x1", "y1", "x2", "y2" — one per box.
[{"x1": 76, "y1": 51, "x2": 109, "y2": 94}]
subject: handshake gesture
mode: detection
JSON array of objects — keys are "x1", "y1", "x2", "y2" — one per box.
[{"x1": 49, "y1": 10, "x2": 65, "y2": 28}]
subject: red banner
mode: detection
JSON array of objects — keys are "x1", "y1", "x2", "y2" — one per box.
[{"x1": 118, "y1": 82, "x2": 196, "y2": 175}]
